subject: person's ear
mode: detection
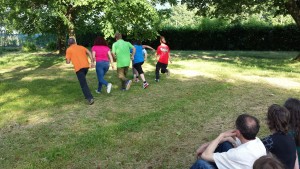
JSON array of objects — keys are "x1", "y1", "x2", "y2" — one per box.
[{"x1": 235, "y1": 130, "x2": 241, "y2": 137}]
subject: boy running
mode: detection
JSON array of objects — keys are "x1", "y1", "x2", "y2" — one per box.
[
  {"x1": 155, "y1": 36, "x2": 171, "y2": 82},
  {"x1": 132, "y1": 40, "x2": 155, "y2": 89},
  {"x1": 112, "y1": 33, "x2": 135, "y2": 91}
]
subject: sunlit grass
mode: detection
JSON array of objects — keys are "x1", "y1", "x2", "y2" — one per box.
[{"x1": 0, "y1": 50, "x2": 300, "y2": 168}]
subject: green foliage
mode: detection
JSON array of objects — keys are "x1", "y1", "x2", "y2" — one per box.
[
  {"x1": 160, "y1": 4, "x2": 201, "y2": 28},
  {"x1": 22, "y1": 42, "x2": 37, "y2": 52},
  {"x1": 46, "y1": 42, "x2": 57, "y2": 51},
  {"x1": 3, "y1": 0, "x2": 171, "y2": 53},
  {"x1": 182, "y1": 0, "x2": 300, "y2": 27},
  {"x1": 198, "y1": 18, "x2": 230, "y2": 31}
]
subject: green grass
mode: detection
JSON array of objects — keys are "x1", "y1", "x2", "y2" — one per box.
[{"x1": 1, "y1": 50, "x2": 300, "y2": 168}]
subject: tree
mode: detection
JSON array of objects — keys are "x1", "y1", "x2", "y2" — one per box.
[
  {"x1": 160, "y1": 4, "x2": 201, "y2": 28},
  {"x1": 182, "y1": 0, "x2": 300, "y2": 58},
  {"x1": 182, "y1": 0, "x2": 300, "y2": 25},
  {"x1": 2, "y1": 0, "x2": 168, "y2": 54}
]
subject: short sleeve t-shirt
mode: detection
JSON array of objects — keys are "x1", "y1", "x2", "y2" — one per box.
[
  {"x1": 156, "y1": 44, "x2": 170, "y2": 64},
  {"x1": 91, "y1": 45, "x2": 110, "y2": 62},
  {"x1": 112, "y1": 39, "x2": 134, "y2": 68},
  {"x1": 66, "y1": 44, "x2": 89, "y2": 72},
  {"x1": 133, "y1": 45, "x2": 144, "y2": 64},
  {"x1": 262, "y1": 132, "x2": 297, "y2": 169},
  {"x1": 213, "y1": 137, "x2": 266, "y2": 169}
]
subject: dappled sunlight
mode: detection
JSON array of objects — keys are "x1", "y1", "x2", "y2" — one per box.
[
  {"x1": 172, "y1": 69, "x2": 217, "y2": 79},
  {"x1": 170, "y1": 59, "x2": 300, "y2": 90},
  {"x1": 26, "y1": 112, "x2": 53, "y2": 126},
  {"x1": 235, "y1": 75, "x2": 300, "y2": 89}
]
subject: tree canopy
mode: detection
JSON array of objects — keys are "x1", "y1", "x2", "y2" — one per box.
[
  {"x1": 2, "y1": 0, "x2": 175, "y2": 53},
  {"x1": 182, "y1": 0, "x2": 299, "y2": 26}
]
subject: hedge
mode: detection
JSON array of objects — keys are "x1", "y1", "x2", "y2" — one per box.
[{"x1": 76, "y1": 25, "x2": 300, "y2": 51}]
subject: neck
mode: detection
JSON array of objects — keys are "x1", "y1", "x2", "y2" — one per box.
[{"x1": 238, "y1": 136, "x2": 254, "y2": 144}]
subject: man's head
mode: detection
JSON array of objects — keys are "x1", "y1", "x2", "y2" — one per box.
[
  {"x1": 115, "y1": 33, "x2": 122, "y2": 40},
  {"x1": 68, "y1": 37, "x2": 76, "y2": 46},
  {"x1": 235, "y1": 114, "x2": 260, "y2": 140}
]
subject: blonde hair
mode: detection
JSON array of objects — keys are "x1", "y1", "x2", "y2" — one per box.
[{"x1": 114, "y1": 33, "x2": 122, "y2": 40}]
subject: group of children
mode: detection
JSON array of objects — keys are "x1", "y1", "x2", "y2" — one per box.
[{"x1": 65, "y1": 34, "x2": 171, "y2": 104}]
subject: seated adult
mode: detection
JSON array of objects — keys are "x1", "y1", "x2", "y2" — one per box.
[
  {"x1": 261, "y1": 104, "x2": 297, "y2": 169},
  {"x1": 190, "y1": 114, "x2": 266, "y2": 169},
  {"x1": 253, "y1": 154, "x2": 285, "y2": 169},
  {"x1": 284, "y1": 98, "x2": 300, "y2": 168}
]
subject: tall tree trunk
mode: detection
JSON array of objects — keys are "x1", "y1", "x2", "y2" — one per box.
[
  {"x1": 285, "y1": 0, "x2": 300, "y2": 60},
  {"x1": 57, "y1": 27, "x2": 67, "y2": 55}
]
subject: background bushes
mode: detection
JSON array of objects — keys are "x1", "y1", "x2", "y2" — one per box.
[{"x1": 154, "y1": 25, "x2": 300, "y2": 51}]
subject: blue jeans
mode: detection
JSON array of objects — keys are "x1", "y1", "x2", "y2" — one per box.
[
  {"x1": 190, "y1": 141, "x2": 234, "y2": 169},
  {"x1": 76, "y1": 68, "x2": 93, "y2": 100},
  {"x1": 96, "y1": 61, "x2": 109, "y2": 92}
]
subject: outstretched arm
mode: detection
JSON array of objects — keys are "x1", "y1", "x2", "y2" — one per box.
[
  {"x1": 107, "y1": 51, "x2": 115, "y2": 70},
  {"x1": 142, "y1": 45, "x2": 155, "y2": 52},
  {"x1": 86, "y1": 49, "x2": 95, "y2": 68},
  {"x1": 131, "y1": 47, "x2": 136, "y2": 60}
]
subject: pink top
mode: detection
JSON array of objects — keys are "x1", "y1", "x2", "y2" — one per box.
[{"x1": 91, "y1": 45, "x2": 110, "y2": 62}]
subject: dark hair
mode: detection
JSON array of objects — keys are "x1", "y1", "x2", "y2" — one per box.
[
  {"x1": 68, "y1": 37, "x2": 76, "y2": 45},
  {"x1": 135, "y1": 40, "x2": 142, "y2": 45},
  {"x1": 253, "y1": 154, "x2": 285, "y2": 169},
  {"x1": 235, "y1": 114, "x2": 260, "y2": 140},
  {"x1": 267, "y1": 104, "x2": 290, "y2": 134},
  {"x1": 284, "y1": 98, "x2": 300, "y2": 146},
  {"x1": 94, "y1": 36, "x2": 108, "y2": 46},
  {"x1": 160, "y1": 36, "x2": 166, "y2": 44}
]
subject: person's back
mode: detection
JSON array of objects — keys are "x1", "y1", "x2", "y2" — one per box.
[
  {"x1": 156, "y1": 43, "x2": 170, "y2": 64},
  {"x1": 91, "y1": 45, "x2": 110, "y2": 62},
  {"x1": 262, "y1": 104, "x2": 297, "y2": 169},
  {"x1": 133, "y1": 45, "x2": 144, "y2": 64},
  {"x1": 262, "y1": 132, "x2": 296, "y2": 169},
  {"x1": 112, "y1": 39, "x2": 132, "y2": 68},
  {"x1": 66, "y1": 44, "x2": 89, "y2": 72},
  {"x1": 213, "y1": 137, "x2": 266, "y2": 169},
  {"x1": 284, "y1": 98, "x2": 300, "y2": 167}
]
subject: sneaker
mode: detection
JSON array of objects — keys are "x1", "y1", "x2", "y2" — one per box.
[
  {"x1": 107, "y1": 83, "x2": 112, "y2": 93},
  {"x1": 134, "y1": 78, "x2": 140, "y2": 82},
  {"x1": 155, "y1": 79, "x2": 160, "y2": 82},
  {"x1": 88, "y1": 98, "x2": 94, "y2": 105},
  {"x1": 125, "y1": 80, "x2": 132, "y2": 90},
  {"x1": 166, "y1": 69, "x2": 170, "y2": 76},
  {"x1": 143, "y1": 82, "x2": 149, "y2": 89},
  {"x1": 95, "y1": 90, "x2": 101, "y2": 94}
]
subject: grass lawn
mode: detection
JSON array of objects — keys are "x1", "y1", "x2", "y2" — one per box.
[{"x1": 1, "y1": 50, "x2": 300, "y2": 168}]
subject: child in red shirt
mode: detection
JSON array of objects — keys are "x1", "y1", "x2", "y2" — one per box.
[{"x1": 155, "y1": 36, "x2": 171, "y2": 82}]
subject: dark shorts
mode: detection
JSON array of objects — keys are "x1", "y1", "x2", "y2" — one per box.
[{"x1": 133, "y1": 62, "x2": 144, "y2": 74}]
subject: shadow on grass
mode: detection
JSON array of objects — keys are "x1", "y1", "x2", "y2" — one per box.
[{"x1": 1, "y1": 51, "x2": 300, "y2": 168}]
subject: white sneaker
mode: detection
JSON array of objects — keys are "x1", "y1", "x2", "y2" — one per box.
[{"x1": 107, "y1": 83, "x2": 112, "y2": 93}]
